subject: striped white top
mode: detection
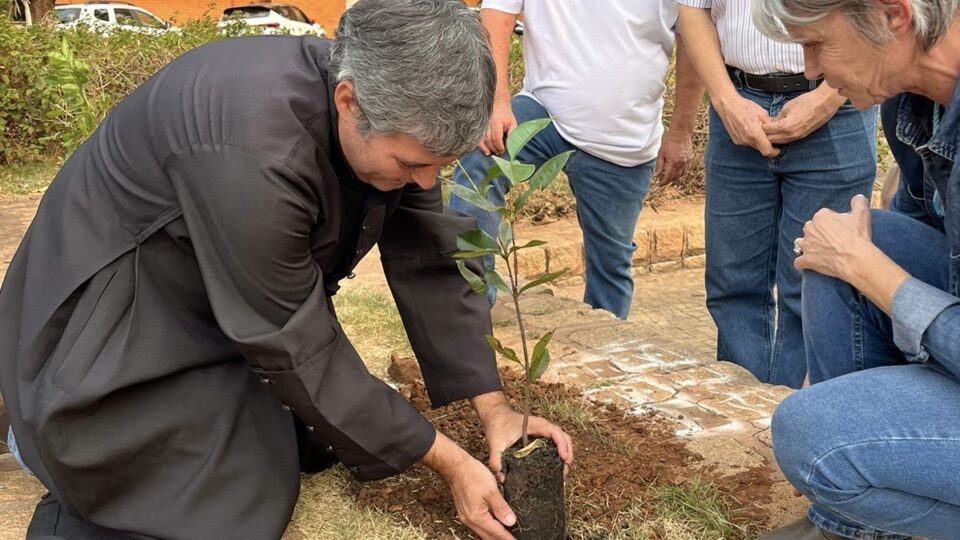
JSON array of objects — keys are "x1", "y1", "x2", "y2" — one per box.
[{"x1": 674, "y1": 0, "x2": 804, "y2": 75}]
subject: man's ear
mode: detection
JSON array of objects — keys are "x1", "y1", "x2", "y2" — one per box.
[{"x1": 334, "y1": 80, "x2": 360, "y2": 118}]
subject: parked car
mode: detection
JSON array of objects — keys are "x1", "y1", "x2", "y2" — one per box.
[
  {"x1": 54, "y1": 3, "x2": 178, "y2": 35},
  {"x1": 218, "y1": 4, "x2": 326, "y2": 37}
]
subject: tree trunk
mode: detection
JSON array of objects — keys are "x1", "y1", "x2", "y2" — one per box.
[{"x1": 30, "y1": 0, "x2": 56, "y2": 23}]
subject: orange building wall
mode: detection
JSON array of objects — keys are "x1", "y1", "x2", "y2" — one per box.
[
  {"x1": 67, "y1": 1, "x2": 483, "y2": 36},
  {"x1": 78, "y1": 1, "x2": 349, "y2": 36}
]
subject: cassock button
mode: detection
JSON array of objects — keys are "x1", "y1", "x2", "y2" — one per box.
[
  {"x1": 325, "y1": 445, "x2": 334, "y2": 452},
  {"x1": 259, "y1": 377, "x2": 272, "y2": 385},
  {"x1": 281, "y1": 405, "x2": 292, "y2": 412},
  {"x1": 306, "y1": 425, "x2": 316, "y2": 432}
]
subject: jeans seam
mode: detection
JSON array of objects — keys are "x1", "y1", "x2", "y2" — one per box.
[{"x1": 852, "y1": 294, "x2": 864, "y2": 372}]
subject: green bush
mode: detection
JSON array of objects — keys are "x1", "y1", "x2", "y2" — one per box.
[{"x1": 0, "y1": 16, "x2": 259, "y2": 163}]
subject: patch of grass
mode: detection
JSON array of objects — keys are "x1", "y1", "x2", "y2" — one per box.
[
  {"x1": 291, "y1": 466, "x2": 428, "y2": 540},
  {"x1": 0, "y1": 160, "x2": 59, "y2": 197},
  {"x1": 567, "y1": 480, "x2": 743, "y2": 540},
  {"x1": 332, "y1": 285, "x2": 411, "y2": 380},
  {"x1": 650, "y1": 480, "x2": 745, "y2": 540},
  {"x1": 534, "y1": 392, "x2": 637, "y2": 455}
]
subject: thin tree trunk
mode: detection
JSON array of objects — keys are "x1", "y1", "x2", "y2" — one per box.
[{"x1": 30, "y1": 0, "x2": 56, "y2": 23}]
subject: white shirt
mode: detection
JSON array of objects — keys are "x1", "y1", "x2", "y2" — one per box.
[
  {"x1": 673, "y1": 0, "x2": 804, "y2": 75},
  {"x1": 481, "y1": 0, "x2": 678, "y2": 167}
]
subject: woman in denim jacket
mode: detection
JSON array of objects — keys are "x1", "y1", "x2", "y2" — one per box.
[{"x1": 752, "y1": 0, "x2": 960, "y2": 538}]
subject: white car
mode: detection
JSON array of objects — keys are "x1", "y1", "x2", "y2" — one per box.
[
  {"x1": 218, "y1": 4, "x2": 327, "y2": 37},
  {"x1": 54, "y1": 3, "x2": 177, "y2": 35}
]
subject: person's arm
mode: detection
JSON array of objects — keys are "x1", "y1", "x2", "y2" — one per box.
[
  {"x1": 478, "y1": 5, "x2": 521, "y2": 156},
  {"x1": 762, "y1": 83, "x2": 846, "y2": 144},
  {"x1": 654, "y1": 32, "x2": 705, "y2": 185},
  {"x1": 676, "y1": 5, "x2": 779, "y2": 157},
  {"x1": 379, "y1": 182, "x2": 572, "y2": 538},
  {"x1": 794, "y1": 195, "x2": 960, "y2": 380},
  {"x1": 379, "y1": 183, "x2": 573, "y2": 464},
  {"x1": 164, "y1": 145, "x2": 436, "y2": 481}
]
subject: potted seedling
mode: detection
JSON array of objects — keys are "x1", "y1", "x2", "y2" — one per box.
[{"x1": 450, "y1": 118, "x2": 573, "y2": 540}]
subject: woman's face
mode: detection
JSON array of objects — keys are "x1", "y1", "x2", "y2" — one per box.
[{"x1": 789, "y1": 11, "x2": 914, "y2": 109}]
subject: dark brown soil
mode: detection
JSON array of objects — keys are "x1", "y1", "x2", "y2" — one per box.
[
  {"x1": 353, "y1": 357, "x2": 778, "y2": 539},
  {"x1": 501, "y1": 439, "x2": 564, "y2": 539}
]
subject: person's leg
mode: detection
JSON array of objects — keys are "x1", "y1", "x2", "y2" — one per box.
[
  {"x1": 27, "y1": 493, "x2": 132, "y2": 539},
  {"x1": 773, "y1": 102, "x2": 877, "y2": 387},
  {"x1": 802, "y1": 210, "x2": 950, "y2": 383},
  {"x1": 448, "y1": 95, "x2": 574, "y2": 305},
  {"x1": 704, "y1": 88, "x2": 781, "y2": 382},
  {"x1": 565, "y1": 155, "x2": 653, "y2": 319},
  {"x1": 772, "y1": 364, "x2": 960, "y2": 539}
]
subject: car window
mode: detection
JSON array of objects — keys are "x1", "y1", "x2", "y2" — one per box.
[
  {"x1": 222, "y1": 7, "x2": 271, "y2": 20},
  {"x1": 275, "y1": 6, "x2": 296, "y2": 21},
  {"x1": 289, "y1": 7, "x2": 310, "y2": 23},
  {"x1": 114, "y1": 8, "x2": 141, "y2": 26},
  {"x1": 133, "y1": 9, "x2": 166, "y2": 29},
  {"x1": 54, "y1": 7, "x2": 82, "y2": 23},
  {"x1": 93, "y1": 9, "x2": 109, "y2": 22}
]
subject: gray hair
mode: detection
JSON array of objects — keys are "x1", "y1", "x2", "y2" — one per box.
[
  {"x1": 753, "y1": 0, "x2": 960, "y2": 51},
  {"x1": 329, "y1": 0, "x2": 495, "y2": 156}
]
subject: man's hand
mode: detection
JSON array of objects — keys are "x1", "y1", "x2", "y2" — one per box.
[
  {"x1": 714, "y1": 94, "x2": 779, "y2": 157},
  {"x1": 654, "y1": 127, "x2": 695, "y2": 187},
  {"x1": 471, "y1": 391, "x2": 574, "y2": 481},
  {"x1": 479, "y1": 98, "x2": 518, "y2": 156},
  {"x1": 763, "y1": 85, "x2": 845, "y2": 144},
  {"x1": 422, "y1": 432, "x2": 518, "y2": 540}
]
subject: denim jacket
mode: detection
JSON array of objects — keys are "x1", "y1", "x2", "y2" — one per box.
[{"x1": 891, "y1": 81, "x2": 960, "y2": 379}]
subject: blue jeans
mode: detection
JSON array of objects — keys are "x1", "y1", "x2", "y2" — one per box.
[
  {"x1": 773, "y1": 211, "x2": 960, "y2": 539},
  {"x1": 449, "y1": 95, "x2": 653, "y2": 319},
  {"x1": 705, "y1": 86, "x2": 876, "y2": 388}
]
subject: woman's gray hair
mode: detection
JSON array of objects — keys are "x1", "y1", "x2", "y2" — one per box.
[
  {"x1": 329, "y1": 0, "x2": 495, "y2": 156},
  {"x1": 753, "y1": 0, "x2": 959, "y2": 51}
]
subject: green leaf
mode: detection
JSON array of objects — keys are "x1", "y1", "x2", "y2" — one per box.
[
  {"x1": 506, "y1": 118, "x2": 552, "y2": 161},
  {"x1": 457, "y1": 229, "x2": 498, "y2": 252},
  {"x1": 529, "y1": 150, "x2": 574, "y2": 190},
  {"x1": 457, "y1": 260, "x2": 488, "y2": 296},
  {"x1": 452, "y1": 250, "x2": 497, "y2": 259},
  {"x1": 509, "y1": 239, "x2": 547, "y2": 254},
  {"x1": 484, "y1": 335, "x2": 521, "y2": 364},
  {"x1": 529, "y1": 331, "x2": 553, "y2": 382},
  {"x1": 492, "y1": 155, "x2": 535, "y2": 186},
  {"x1": 447, "y1": 183, "x2": 500, "y2": 213},
  {"x1": 497, "y1": 221, "x2": 513, "y2": 250},
  {"x1": 518, "y1": 269, "x2": 568, "y2": 294},
  {"x1": 513, "y1": 183, "x2": 539, "y2": 212},
  {"x1": 484, "y1": 270, "x2": 511, "y2": 294},
  {"x1": 478, "y1": 162, "x2": 502, "y2": 196}
]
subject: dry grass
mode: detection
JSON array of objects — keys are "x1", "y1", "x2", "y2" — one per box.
[
  {"x1": 290, "y1": 467, "x2": 428, "y2": 540},
  {"x1": 332, "y1": 284, "x2": 411, "y2": 380},
  {"x1": 0, "y1": 160, "x2": 59, "y2": 198},
  {"x1": 567, "y1": 481, "x2": 745, "y2": 540}
]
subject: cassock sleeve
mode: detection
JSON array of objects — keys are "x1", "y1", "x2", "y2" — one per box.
[
  {"x1": 378, "y1": 182, "x2": 503, "y2": 407},
  {"x1": 164, "y1": 144, "x2": 435, "y2": 480}
]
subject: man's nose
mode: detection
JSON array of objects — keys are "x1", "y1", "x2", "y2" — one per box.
[{"x1": 410, "y1": 167, "x2": 439, "y2": 190}]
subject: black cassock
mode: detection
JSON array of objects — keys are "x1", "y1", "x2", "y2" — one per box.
[{"x1": 0, "y1": 36, "x2": 500, "y2": 538}]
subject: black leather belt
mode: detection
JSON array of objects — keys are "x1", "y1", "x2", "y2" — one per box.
[{"x1": 725, "y1": 65, "x2": 822, "y2": 93}]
